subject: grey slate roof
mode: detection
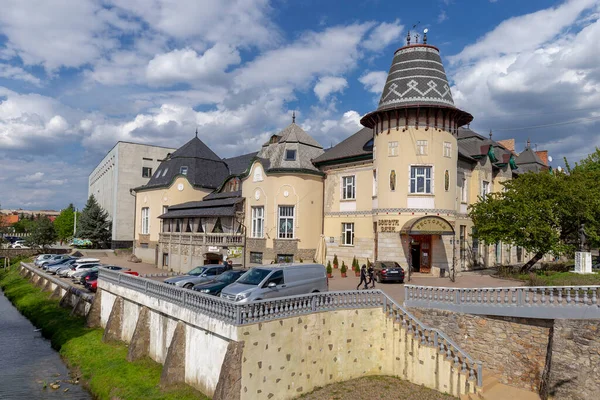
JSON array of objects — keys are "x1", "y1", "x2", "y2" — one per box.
[
  {"x1": 378, "y1": 45, "x2": 456, "y2": 110},
  {"x1": 516, "y1": 147, "x2": 547, "y2": 173},
  {"x1": 160, "y1": 196, "x2": 243, "y2": 219},
  {"x1": 456, "y1": 127, "x2": 514, "y2": 167},
  {"x1": 203, "y1": 190, "x2": 242, "y2": 201},
  {"x1": 256, "y1": 123, "x2": 324, "y2": 173},
  {"x1": 139, "y1": 136, "x2": 229, "y2": 190},
  {"x1": 313, "y1": 127, "x2": 373, "y2": 165},
  {"x1": 224, "y1": 152, "x2": 258, "y2": 176}
]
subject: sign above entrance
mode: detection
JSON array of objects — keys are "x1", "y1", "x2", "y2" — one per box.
[
  {"x1": 400, "y1": 216, "x2": 454, "y2": 236},
  {"x1": 379, "y1": 219, "x2": 400, "y2": 232}
]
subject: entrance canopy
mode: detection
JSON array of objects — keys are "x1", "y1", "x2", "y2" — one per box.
[{"x1": 400, "y1": 216, "x2": 454, "y2": 236}]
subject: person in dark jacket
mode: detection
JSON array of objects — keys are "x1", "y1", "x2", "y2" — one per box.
[
  {"x1": 356, "y1": 264, "x2": 368, "y2": 290},
  {"x1": 367, "y1": 264, "x2": 376, "y2": 288}
]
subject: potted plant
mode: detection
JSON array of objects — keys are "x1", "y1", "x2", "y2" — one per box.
[
  {"x1": 340, "y1": 261, "x2": 347, "y2": 278},
  {"x1": 326, "y1": 260, "x2": 333, "y2": 278},
  {"x1": 354, "y1": 258, "x2": 360, "y2": 277},
  {"x1": 333, "y1": 254, "x2": 339, "y2": 269}
]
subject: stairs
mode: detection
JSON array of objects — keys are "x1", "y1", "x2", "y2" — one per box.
[{"x1": 460, "y1": 370, "x2": 540, "y2": 400}]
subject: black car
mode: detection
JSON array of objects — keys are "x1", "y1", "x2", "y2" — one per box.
[
  {"x1": 77, "y1": 269, "x2": 98, "y2": 285},
  {"x1": 373, "y1": 261, "x2": 405, "y2": 283},
  {"x1": 192, "y1": 270, "x2": 246, "y2": 296}
]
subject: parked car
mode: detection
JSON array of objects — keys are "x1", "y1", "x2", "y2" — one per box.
[
  {"x1": 11, "y1": 241, "x2": 30, "y2": 249},
  {"x1": 48, "y1": 259, "x2": 78, "y2": 274},
  {"x1": 60, "y1": 263, "x2": 99, "y2": 278},
  {"x1": 373, "y1": 261, "x2": 405, "y2": 283},
  {"x1": 34, "y1": 254, "x2": 54, "y2": 266},
  {"x1": 40, "y1": 255, "x2": 72, "y2": 269},
  {"x1": 43, "y1": 257, "x2": 74, "y2": 270},
  {"x1": 85, "y1": 278, "x2": 98, "y2": 292},
  {"x1": 192, "y1": 270, "x2": 246, "y2": 296},
  {"x1": 164, "y1": 265, "x2": 227, "y2": 289},
  {"x1": 72, "y1": 267, "x2": 99, "y2": 283},
  {"x1": 123, "y1": 271, "x2": 139, "y2": 276},
  {"x1": 220, "y1": 263, "x2": 328, "y2": 303}
]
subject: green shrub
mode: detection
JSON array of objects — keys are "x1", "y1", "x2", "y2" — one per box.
[
  {"x1": 326, "y1": 260, "x2": 332, "y2": 274},
  {"x1": 340, "y1": 261, "x2": 347, "y2": 274},
  {"x1": 332, "y1": 254, "x2": 338, "y2": 267}
]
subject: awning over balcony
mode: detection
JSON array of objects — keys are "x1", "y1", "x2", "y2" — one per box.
[{"x1": 158, "y1": 196, "x2": 243, "y2": 219}]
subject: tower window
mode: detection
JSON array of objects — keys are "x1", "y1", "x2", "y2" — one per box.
[
  {"x1": 180, "y1": 166, "x2": 188, "y2": 175},
  {"x1": 285, "y1": 149, "x2": 297, "y2": 161}
]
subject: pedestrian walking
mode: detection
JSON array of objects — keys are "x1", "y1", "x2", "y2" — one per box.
[
  {"x1": 367, "y1": 263, "x2": 376, "y2": 288},
  {"x1": 356, "y1": 264, "x2": 368, "y2": 290}
]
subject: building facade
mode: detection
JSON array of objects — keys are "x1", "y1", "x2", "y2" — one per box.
[{"x1": 88, "y1": 142, "x2": 175, "y2": 248}]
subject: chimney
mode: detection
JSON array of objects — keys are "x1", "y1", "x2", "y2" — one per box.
[
  {"x1": 536, "y1": 150, "x2": 549, "y2": 166},
  {"x1": 497, "y1": 139, "x2": 515, "y2": 154}
]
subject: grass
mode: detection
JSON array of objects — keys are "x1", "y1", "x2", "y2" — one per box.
[
  {"x1": 518, "y1": 270, "x2": 600, "y2": 286},
  {"x1": 298, "y1": 375, "x2": 457, "y2": 400},
  {"x1": 0, "y1": 264, "x2": 208, "y2": 400}
]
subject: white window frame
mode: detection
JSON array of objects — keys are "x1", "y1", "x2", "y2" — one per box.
[
  {"x1": 342, "y1": 222, "x2": 354, "y2": 246},
  {"x1": 417, "y1": 140, "x2": 428, "y2": 155},
  {"x1": 443, "y1": 141, "x2": 452, "y2": 158},
  {"x1": 482, "y1": 181, "x2": 490, "y2": 197},
  {"x1": 278, "y1": 206, "x2": 295, "y2": 239},
  {"x1": 342, "y1": 176, "x2": 356, "y2": 200},
  {"x1": 388, "y1": 141, "x2": 398, "y2": 157},
  {"x1": 410, "y1": 166, "x2": 433, "y2": 194},
  {"x1": 251, "y1": 206, "x2": 264, "y2": 238},
  {"x1": 141, "y1": 207, "x2": 149, "y2": 234}
]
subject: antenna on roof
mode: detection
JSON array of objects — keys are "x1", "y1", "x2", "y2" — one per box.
[
  {"x1": 423, "y1": 28, "x2": 428, "y2": 44},
  {"x1": 489, "y1": 129, "x2": 493, "y2": 140},
  {"x1": 292, "y1": 111, "x2": 296, "y2": 124},
  {"x1": 526, "y1": 138, "x2": 531, "y2": 148},
  {"x1": 195, "y1": 127, "x2": 198, "y2": 138},
  {"x1": 413, "y1": 22, "x2": 420, "y2": 43}
]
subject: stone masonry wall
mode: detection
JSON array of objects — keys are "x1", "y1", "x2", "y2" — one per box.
[
  {"x1": 548, "y1": 319, "x2": 600, "y2": 400},
  {"x1": 409, "y1": 307, "x2": 552, "y2": 392}
]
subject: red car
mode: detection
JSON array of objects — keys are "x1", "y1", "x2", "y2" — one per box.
[{"x1": 85, "y1": 270, "x2": 139, "y2": 292}]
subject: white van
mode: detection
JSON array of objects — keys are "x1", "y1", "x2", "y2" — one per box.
[{"x1": 220, "y1": 263, "x2": 328, "y2": 303}]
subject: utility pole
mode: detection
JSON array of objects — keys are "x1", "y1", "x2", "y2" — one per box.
[{"x1": 73, "y1": 208, "x2": 77, "y2": 237}]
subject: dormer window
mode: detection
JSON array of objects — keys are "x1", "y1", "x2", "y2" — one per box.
[
  {"x1": 162, "y1": 168, "x2": 169, "y2": 177},
  {"x1": 180, "y1": 166, "x2": 188, "y2": 175},
  {"x1": 285, "y1": 149, "x2": 296, "y2": 161}
]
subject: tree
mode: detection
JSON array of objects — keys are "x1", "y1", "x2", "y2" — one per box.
[
  {"x1": 27, "y1": 216, "x2": 57, "y2": 249},
  {"x1": 54, "y1": 204, "x2": 76, "y2": 242},
  {"x1": 76, "y1": 195, "x2": 112, "y2": 248},
  {"x1": 12, "y1": 218, "x2": 35, "y2": 233},
  {"x1": 573, "y1": 147, "x2": 600, "y2": 173},
  {"x1": 468, "y1": 169, "x2": 600, "y2": 272}
]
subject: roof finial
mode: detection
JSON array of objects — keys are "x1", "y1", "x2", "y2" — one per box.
[
  {"x1": 292, "y1": 111, "x2": 296, "y2": 124},
  {"x1": 195, "y1": 127, "x2": 198, "y2": 138},
  {"x1": 414, "y1": 32, "x2": 419, "y2": 44},
  {"x1": 527, "y1": 138, "x2": 531, "y2": 148},
  {"x1": 406, "y1": 30, "x2": 411, "y2": 46},
  {"x1": 489, "y1": 129, "x2": 493, "y2": 140},
  {"x1": 423, "y1": 28, "x2": 428, "y2": 44}
]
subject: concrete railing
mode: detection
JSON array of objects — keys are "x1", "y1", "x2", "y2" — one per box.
[
  {"x1": 99, "y1": 268, "x2": 482, "y2": 387},
  {"x1": 404, "y1": 285, "x2": 600, "y2": 319}
]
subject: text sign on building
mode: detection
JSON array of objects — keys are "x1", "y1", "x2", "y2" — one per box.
[
  {"x1": 379, "y1": 219, "x2": 399, "y2": 232},
  {"x1": 411, "y1": 217, "x2": 454, "y2": 235}
]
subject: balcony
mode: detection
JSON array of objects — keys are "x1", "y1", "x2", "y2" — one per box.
[{"x1": 159, "y1": 232, "x2": 245, "y2": 246}]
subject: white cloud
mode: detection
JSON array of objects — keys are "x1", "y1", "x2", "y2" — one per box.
[
  {"x1": 146, "y1": 45, "x2": 241, "y2": 86},
  {"x1": 362, "y1": 19, "x2": 404, "y2": 52},
  {"x1": 21, "y1": 172, "x2": 44, "y2": 182},
  {"x1": 314, "y1": 76, "x2": 348, "y2": 102},
  {"x1": 359, "y1": 71, "x2": 387, "y2": 94},
  {"x1": 0, "y1": 63, "x2": 41, "y2": 85},
  {"x1": 438, "y1": 10, "x2": 448, "y2": 23}
]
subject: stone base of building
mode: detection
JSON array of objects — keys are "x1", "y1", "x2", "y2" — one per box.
[
  {"x1": 245, "y1": 238, "x2": 316, "y2": 265},
  {"x1": 111, "y1": 240, "x2": 134, "y2": 250}
]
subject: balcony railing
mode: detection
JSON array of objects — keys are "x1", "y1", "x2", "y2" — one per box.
[{"x1": 159, "y1": 232, "x2": 245, "y2": 246}]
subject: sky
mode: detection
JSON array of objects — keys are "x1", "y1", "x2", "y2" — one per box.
[{"x1": 0, "y1": 0, "x2": 599, "y2": 211}]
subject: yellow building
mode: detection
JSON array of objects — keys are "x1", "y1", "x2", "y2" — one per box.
[{"x1": 130, "y1": 40, "x2": 550, "y2": 274}]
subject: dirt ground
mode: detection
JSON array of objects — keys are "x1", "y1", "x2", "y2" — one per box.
[{"x1": 298, "y1": 376, "x2": 457, "y2": 400}]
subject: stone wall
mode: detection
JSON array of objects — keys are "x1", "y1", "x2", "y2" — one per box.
[
  {"x1": 547, "y1": 319, "x2": 600, "y2": 400},
  {"x1": 409, "y1": 307, "x2": 552, "y2": 392}
]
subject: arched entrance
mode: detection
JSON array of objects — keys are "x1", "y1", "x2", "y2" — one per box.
[
  {"x1": 400, "y1": 216, "x2": 455, "y2": 273},
  {"x1": 204, "y1": 252, "x2": 223, "y2": 265}
]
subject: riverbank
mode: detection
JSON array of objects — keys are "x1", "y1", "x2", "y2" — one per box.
[{"x1": 0, "y1": 264, "x2": 208, "y2": 400}]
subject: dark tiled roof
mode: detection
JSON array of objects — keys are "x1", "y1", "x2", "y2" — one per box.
[
  {"x1": 224, "y1": 152, "x2": 258, "y2": 176},
  {"x1": 203, "y1": 190, "x2": 242, "y2": 201},
  {"x1": 516, "y1": 147, "x2": 544, "y2": 165},
  {"x1": 313, "y1": 127, "x2": 373, "y2": 164},
  {"x1": 138, "y1": 137, "x2": 229, "y2": 190},
  {"x1": 159, "y1": 206, "x2": 237, "y2": 219},
  {"x1": 168, "y1": 197, "x2": 243, "y2": 210}
]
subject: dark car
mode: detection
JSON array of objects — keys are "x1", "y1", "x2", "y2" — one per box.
[
  {"x1": 373, "y1": 261, "x2": 405, "y2": 283},
  {"x1": 43, "y1": 257, "x2": 74, "y2": 270},
  {"x1": 77, "y1": 269, "x2": 99, "y2": 285},
  {"x1": 192, "y1": 270, "x2": 246, "y2": 296}
]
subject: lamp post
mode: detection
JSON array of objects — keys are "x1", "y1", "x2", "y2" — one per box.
[{"x1": 73, "y1": 208, "x2": 77, "y2": 237}]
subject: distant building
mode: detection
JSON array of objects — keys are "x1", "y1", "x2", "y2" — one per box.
[{"x1": 88, "y1": 142, "x2": 176, "y2": 249}]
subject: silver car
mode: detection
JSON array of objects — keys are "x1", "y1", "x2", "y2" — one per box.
[
  {"x1": 164, "y1": 265, "x2": 227, "y2": 289},
  {"x1": 220, "y1": 263, "x2": 328, "y2": 303}
]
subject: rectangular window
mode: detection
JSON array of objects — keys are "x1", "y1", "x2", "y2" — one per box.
[
  {"x1": 180, "y1": 166, "x2": 188, "y2": 175},
  {"x1": 372, "y1": 169, "x2": 377, "y2": 197},
  {"x1": 161, "y1": 206, "x2": 169, "y2": 232},
  {"x1": 276, "y1": 254, "x2": 293, "y2": 263},
  {"x1": 388, "y1": 141, "x2": 398, "y2": 156},
  {"x1": 482, "y1": 181, "x2": 489, "y2": 196},
  {"x1": 278, "y1": 206, "x2": 294, "y2": 239},
  {"x1": 250, "y1": 252, "x2": 263, "y2": 264},
  {"x1": 251, "y1": 206, "x2": 264, "y2": 238},
  {"x1": 142, "y1": 167, "x2": 152, "y2": 178},
  {"x1": 410, "y1": 166, "x2": 432, "y2": 194},
  {"x1": 342, "y1": 176, "x2": 356, "y2": 200},
  {"x1": 162, "y1": 253, "x2": 169, "y2": 267},
  {"x1": 417, "y1": 140, "x2": 428, "y2": 155},
  {"x1": 141, "y1": 207, "x2": 149, "y2": 234},
  {"x1": 461, "y1": 177, "x2": 468, "y2": 203},
  {"x1": 342, "y1": 223, "x2": 354, "y2": 246},
  {"x1": 285, "y1": 149, "x2": 296, "y2": 161},
  {"x1": 460, "y1": 225, "x2": 466, "y2": 266},
  {"x1": 443, "y1": 142, "x2": 452, "y2": 158}
]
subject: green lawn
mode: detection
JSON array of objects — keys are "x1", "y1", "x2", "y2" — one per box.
[
  {"x1": 0, "y1": 264, "x2": 208, "y2": 400},
  {"x1": 514, "y1": 270, "x2": 600, "y2": 286}
]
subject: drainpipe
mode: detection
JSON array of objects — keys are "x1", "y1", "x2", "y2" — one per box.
[{"x1": 129, "y1": 188, "x2": 137, "y2": 255}]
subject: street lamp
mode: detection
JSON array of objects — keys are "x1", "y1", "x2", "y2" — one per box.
[{"x1": 73, "y1": 207, "x2": 78, "y2": 237}]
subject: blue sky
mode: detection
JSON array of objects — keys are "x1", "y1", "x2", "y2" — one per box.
[{"x1": 0, "y1": 0, "x2": 599, "y2": 210}]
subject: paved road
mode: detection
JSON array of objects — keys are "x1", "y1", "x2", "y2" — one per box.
[{"x1": 93, "y1": 254, "x2": 521, "y2": 305}]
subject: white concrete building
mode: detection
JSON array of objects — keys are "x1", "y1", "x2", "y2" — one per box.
[{"x1": 88, "y1": 141, "x2": 176, "y2": 248}]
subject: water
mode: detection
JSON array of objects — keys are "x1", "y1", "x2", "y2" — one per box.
[{"x1": 0, "y1": 289, "x2": 91, "y2": 399}]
